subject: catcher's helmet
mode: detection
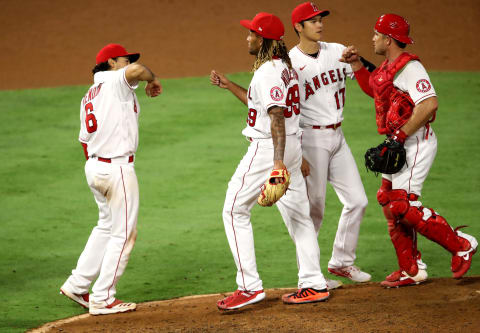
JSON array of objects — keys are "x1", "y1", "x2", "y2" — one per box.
[{"x1": 375, "y1": 14, "x2": 414, "y2": 44}]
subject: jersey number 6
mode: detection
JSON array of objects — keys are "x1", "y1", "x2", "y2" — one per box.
[{"x1": 84, "y1": 102, "x2": 98, "y2": 133}]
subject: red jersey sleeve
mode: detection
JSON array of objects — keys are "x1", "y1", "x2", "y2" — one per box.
[{"x1": 354, "y1": 67, "x2": 374, "y2": 98}]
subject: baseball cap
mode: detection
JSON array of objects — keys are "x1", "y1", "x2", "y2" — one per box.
[
  {"x1": 95, "y1": 44, "x2": 140, "y2": 65},
  {"x1": 240, "y1": 12, "x2": 285, "y2": 41},
  {"x1": 291, "y1": 2, "x2": 330, "y2": 27},
  {"x1": 375, "y1": 14, "x2": 414, "y2": 44}
]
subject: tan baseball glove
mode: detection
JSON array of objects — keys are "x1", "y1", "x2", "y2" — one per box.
[{"x1": 257, "y1": 169, "x2": 291, "y2": 207}]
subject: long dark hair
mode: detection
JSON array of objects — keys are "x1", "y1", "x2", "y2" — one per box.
[{"x1": 252, "y1": 39, "x2": 292, "y2": 72}]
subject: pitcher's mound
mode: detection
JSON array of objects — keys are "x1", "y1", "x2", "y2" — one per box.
[{"x1": 33, "y1": 277, "x2": 480, "y2": 332}]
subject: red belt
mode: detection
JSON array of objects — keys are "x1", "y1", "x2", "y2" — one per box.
[
  {"x1": 312, "y1": 122, "x2": 342, "y2": 130},
  {"x1": 97, "y1": 155, "x2": 134, "y2": 163}
]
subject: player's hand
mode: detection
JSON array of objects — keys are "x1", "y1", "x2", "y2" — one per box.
[
  {"x1": 339, "y1": 46, "x2": 360, "y2": 63},
  {"x1": 210, "y1": 70, "x2": 229, "y2": 89},
  {"x1": 145, "y1": 78, "x2": 162, "y2": 97},
  {"x1": 272, "y1": 160, "x2": 287, "y2": 183},
  {"x1": 301, "y1": 157, "x2": 310, "y2": 177}
]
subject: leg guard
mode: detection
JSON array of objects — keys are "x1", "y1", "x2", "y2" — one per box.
[
  {"x1": 388, "y1": 189, "x2": 464, "y2": 255},
  {"x1": 404, "y1": 204, "x2": 463, "y2": 254},
  {"x1": 388, "y1": 220, "x2": 420, "y2": 276},
  {"x1": 379, "y1": 183, "x2": 419, "y2": 276}
]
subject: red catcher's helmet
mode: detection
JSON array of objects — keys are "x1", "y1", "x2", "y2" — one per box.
[{"x1": 375, "y1": 14, "x2": 414, "y2": 44}]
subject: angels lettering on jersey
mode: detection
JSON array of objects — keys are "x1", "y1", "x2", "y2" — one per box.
[{"x1": 302, "y1": 67, "x2": 348, "y2": 100}]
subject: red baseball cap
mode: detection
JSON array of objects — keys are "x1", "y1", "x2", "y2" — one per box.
[
  {"x1": 375, "y1": 14, "x2": 414, "y2": 44},
  {"x1": 95, "y1": 44, "x2": 140, "y2": 65},
  {"x1": 240, "y1": 12, "x2": 285, "y2": 41},
  {"x1": 291, "y1": 2, "x2": 330, "y2": 27}
]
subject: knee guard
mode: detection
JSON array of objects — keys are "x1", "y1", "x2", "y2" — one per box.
[
  {"x1": 387, "y1": 189, "x2": 419, "y2": 219},
  {"x1": 377, "y1": 178, "x2": 392, "y2": 206},
  {"x1": 377, "y1": 179, "x2": 393, "y2": 219}
]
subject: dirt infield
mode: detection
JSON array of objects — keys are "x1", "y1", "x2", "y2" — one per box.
[
  {"x1": 1, "y1": 0, "x2": 479, "y2": 90},
  {"x1": 32, "y1": 277, "x2": 480, "y2": 332}
]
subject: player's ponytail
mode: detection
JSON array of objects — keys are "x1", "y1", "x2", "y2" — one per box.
[{"x1": 252, "y1": 39, "x2": 292, "y2": 72}]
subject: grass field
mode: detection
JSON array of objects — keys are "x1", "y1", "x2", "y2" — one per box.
[{"x1": 0, "y1": 72, "x2": 479, "y2": 332}]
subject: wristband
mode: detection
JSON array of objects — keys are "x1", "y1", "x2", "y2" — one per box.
[{"x1": 392, "y1": 129, "x2": 408, "y2": 144}]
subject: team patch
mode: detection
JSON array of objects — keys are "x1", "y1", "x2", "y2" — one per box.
[
  {"x1": 270, "y1": 86, "x2": 284, "y2": 101},
  {"x1": 416, "y1": 79, "x2": 431, "y2": 93}
]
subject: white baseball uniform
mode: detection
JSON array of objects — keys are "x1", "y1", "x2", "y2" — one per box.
[
  {"x1": 62, "y1": 66, "x2": 140, "y2": 306},
  {"x1": 289, "y1": 42, "x2": 368, "y2": 269},
  {"x1": 382, "y1": 60, "x2": 437, "y2": 194},
  {"x1": 222, "y1": 58, "x2": 327, "y2": 291}
]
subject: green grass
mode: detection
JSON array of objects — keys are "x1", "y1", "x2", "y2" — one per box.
[{"x1": 0, "y1": 72, "x2": 479, "y2": 332}]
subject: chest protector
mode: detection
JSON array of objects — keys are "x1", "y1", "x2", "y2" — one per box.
[{"x1": 369, "y1": 52, "x2": 419, "y2": 135}]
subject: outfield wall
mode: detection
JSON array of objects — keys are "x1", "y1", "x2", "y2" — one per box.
[{"x1": 1, "y1": 0, "x2": 479, "y2": 90}]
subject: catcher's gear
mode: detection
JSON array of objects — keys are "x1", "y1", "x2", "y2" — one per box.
[
  {"x1": 365, "y1": 137, "x2": 406, "y2": 174},
  {"x1": 257, "y1": 169, "x2": 290, "y2": 207}
]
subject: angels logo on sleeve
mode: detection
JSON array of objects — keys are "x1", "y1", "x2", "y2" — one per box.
[
  {"x1": 416, "y1": 79, "x2": 431, "y2": 93},
  {"x1": 270, "y1": 86, "x2": 284, "y2": 101}
]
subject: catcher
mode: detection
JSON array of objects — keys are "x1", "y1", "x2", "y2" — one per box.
[{"x1": 341, "y1": 13, "x2": 477, "y2": 287}]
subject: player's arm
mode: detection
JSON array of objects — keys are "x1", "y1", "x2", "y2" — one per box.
[
  {"x1": 340, "y1": 46, "x2": 374, "y2": 98},
  {"x1": 268, "y1": 106, "x2": 287, "y2": 170},
  {"x1": 399, "y1": 97, "x2": 438, "y2": 135},
  {"x1": 210, "y1": 70, "x2": 248, "y2": 105},
  {"x1": 125, "y1": 63, "x2": 162, "y2": 97}
]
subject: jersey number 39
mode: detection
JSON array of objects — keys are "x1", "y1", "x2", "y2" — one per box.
[{"x1": 247, "y1": 84, "x2": 300, "y2": 127}]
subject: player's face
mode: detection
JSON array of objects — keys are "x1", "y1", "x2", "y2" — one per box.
[
  {"x1": 373, "y1": 31, "x2": 388, "y2": 55},
  {"x1": 111, "y1": 56, "x2": 130, "y2": 70},
  {"x1": 300, "y1": 15, "x2": 323, "y2": 42},
  {"x1": 247, "y1": 30, "x2": 263, "y2": 55}
]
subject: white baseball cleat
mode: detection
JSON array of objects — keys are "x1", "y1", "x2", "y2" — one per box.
[
  {"x1": 326, "y1": 279, "x2": 343, "y2": 290},
  {"x1": 89, "y1": 299, "x2": 137, "y2": 315},
  {"x1": 328, "y1": 265, "x2": 372, "y2": 283},
  {"x1": 60, "y1": 285, "x2": 89, "y2": 309}
]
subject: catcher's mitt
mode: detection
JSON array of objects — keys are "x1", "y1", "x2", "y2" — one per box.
[
  {"x1": 365, "y1": 138, "x2": 406, "y2": 174},
  {"x1": 257, "y1": 169, "x2": 290, "y2": 207}
]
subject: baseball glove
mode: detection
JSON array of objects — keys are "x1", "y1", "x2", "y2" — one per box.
[
  {"x1": 257, "y1": 169, "x2": 291, "y2": 207},
  {"x1": 365, "y1": 138, "x2": 406, "y2": 174}
]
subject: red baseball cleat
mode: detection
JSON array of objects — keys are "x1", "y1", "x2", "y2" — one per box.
[
  {"x1": 282, "y1": 288, "x2": 329, "y2": 304},
  {"x1": 452, "y1": 230, "x2": 478, "y2": 279},
  {"x1": 380, "y1": 269, "x2": 427, "y2": 288},
  {"x1": 217, "y1": 289, "x2": 265, "y2": 310}
]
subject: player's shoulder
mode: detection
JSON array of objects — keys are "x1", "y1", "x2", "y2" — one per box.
[
  {"x1": 256, "y1": 59, "x2": 287, "y2": 76},
  {"x1": 403, "y1": 59, "x2": 427, "y2": 72},
  {"x1": 398, "y1": 60, "x2": 429, "y2": 79},
  {"x1": 320, "y1": 41, "x2": 346, "y2": 53}
]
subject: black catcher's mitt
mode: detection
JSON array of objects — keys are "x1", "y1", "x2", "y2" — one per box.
[{"x1": 365, "y1": 138, "x2": 406, "y2": 174}]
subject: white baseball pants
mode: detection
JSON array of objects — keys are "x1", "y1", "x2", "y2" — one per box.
[
  {"x1": 301, "y1": 127, "x2": 368, "y2": 269},
  {"x1": 222, "y1": 135, "x2": 327, "y2": 292},
  {"x1": 383, "y1": 126, "x2": 437, "y2": 196},
  {"x1": 63, "y1": 157, "x2": 138, "y2": 305}
]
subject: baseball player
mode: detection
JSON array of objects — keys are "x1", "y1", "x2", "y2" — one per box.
[
  {"x1": 211, "y1": 12, "x2": 330, "y2": 309},
  {"x1": 340, "y1": 14, "x2": 477, "y2": 287},
  {"x1": 60, "y1": 43, "x2": 162, "y2": 314},
  {"x1": 288, "y1": 2, "x2": 371, "y2": 283}
]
